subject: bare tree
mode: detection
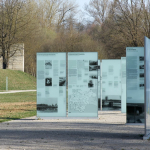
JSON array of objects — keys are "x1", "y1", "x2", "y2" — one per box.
[
  {"x1": 85, "y1": 0, "x2": 110, "y2": 25},
  {"x1": 0, "y1": 0, "x2": 36, "y2": 69}
]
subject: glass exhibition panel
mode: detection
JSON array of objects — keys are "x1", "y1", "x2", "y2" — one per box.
[
  {"x1": 121, "y1": 57, "x2": 126, "y2": 113},
  {"x1": 68, "y1": 52, "x2": 98, "y2": 117},
  {"x1": 36, "y1": 53, "x2": 66, "y2": 117},
  {"x1": 126, "y1": 47, "x2": 144, "y2": 123},
  {"x1": 101, "y1": 59, "x2": 121, "y2": 111},
  {"x1": 98, "y1": 60, "x2": 101, "y2": 110},
  {"x1": 144, "y1": 37, "x2": 150, "y2": 137}
]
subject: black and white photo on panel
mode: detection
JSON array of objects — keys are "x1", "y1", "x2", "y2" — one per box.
[
  {"x1": 45, "y1": 60, "x2": 52, "y2": 69},
  {"x1": 37, "y1": 98, "x2": 58, "y2": 113},
  {"x1": 59, "y1": 77, "x2": 66, "y2": 86},
  {"x1": 88, "y1": 80, "x2": 94, "y2": 88},
  {"x1": 139, "y1": 56, "x2": 144, "y2": 61},
  {"x1": 89, "y1": 60, "x2": 98, "y2": 65},
  {"x1": 139, "y1": 73, "x2": 144, "y2": 78},
  {"x1": 139, "y1": 65, "x2": 144, "y2": 69},
  {"x1": 89, "y1": 73, "x2": 98, "y2": 79},
  {"x1": 89, "y1": 60, "x2": 98, "y2": 71},
  {"x1": 89, "y1": 66, "x2": 98, "y2": 71},
  {"x1": 45, "y1": 78, "x2": 52, "y2": 86},
  {"x1": 139, "y1": 84, "x2": 144, "y2": 87}
]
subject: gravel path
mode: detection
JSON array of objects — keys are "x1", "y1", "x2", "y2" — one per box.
[
  {"x1": 0, "y1": 111, "x2": 149, "y2": 150},
  {"x1": 0, "y1": 90, "x2": 36, "y2": 94}
]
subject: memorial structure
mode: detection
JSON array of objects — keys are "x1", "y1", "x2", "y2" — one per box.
[
  {"x1": 126, "y1": 47, "x2": 144, "y2": 123},
  {"x1": 36, "y1": 53, "x2": 66, "y2": 118},
  {"x1": 0, "y1": 43, "x2": 24, "y2": 71},
  {"x1": 101, "y1": 59, "x2": 121, "y2": 111},
  {"x1": 68, "y1": 52, "x2": 98, "y2": 117}
]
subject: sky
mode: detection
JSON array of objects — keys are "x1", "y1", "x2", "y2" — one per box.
[
  {"x1": 74, "y1": 0, "x2": 92, "y2": 22},
  {"x1": 75, "y1": 0, "x2": 91, "y2": 11}
]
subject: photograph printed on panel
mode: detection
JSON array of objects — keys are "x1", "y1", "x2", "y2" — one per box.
[
  {"x1": 59, "y1": 77, "x2": 66, "y2": 86},
  {"x1": 45, "y1": 60, "x2": 52, "y2": 69},
  {"x1": 89, "y1": 66, "x2": 98, "y2": 71},
  {"x1": 139, "y1": 84, "x2": 144, "y2": 87},
  {"x1": 37, "y1": 98, "x2": 58, "y2": 113},
  {"x1": 88, "y1": 80, "x2": 94, "y2": 88},
  {"x1": 139, "y1": 65, "x2": 144, "y2": 69},
  {"x1": 89, "y1": 73, "x2": 98, "y2": 79},
  {"x1": 45, "y1": 78, "x2": 52, "y2": 86},
  {"x1": 89, "y1": 60, "x2": 98, "y2": 65},
  {"x1": 139, "y1": 73, "x2": 144, "y2": 78},
  {"x1": 139, "y1": 56, "x2": 144, "y2": 61}
]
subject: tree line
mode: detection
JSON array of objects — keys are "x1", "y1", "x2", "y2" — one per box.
[{"x1": 0, "y1": 0, "x2": 149, "y2": 76}]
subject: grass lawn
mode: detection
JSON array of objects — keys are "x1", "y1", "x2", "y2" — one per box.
[
  {"x1": 0, "y1": 69, "x2": 36, "y2": 90},
  {"x1": 0, "y1": 91, "x2": 36, "y2": 123}
]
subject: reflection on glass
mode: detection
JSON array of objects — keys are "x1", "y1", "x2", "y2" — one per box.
[
  {"x1": 102, "y1": 95, "x2": 121, "y2": 111},
  {"x1": 101, "y1": 60, "x2": 121, "y2": 111},
  {"x1": 126, "y1": 47, "x2": 144, "y2": 123},
  {"x1": 127, "y1": 103, "x2": 144, "y2": 123}
]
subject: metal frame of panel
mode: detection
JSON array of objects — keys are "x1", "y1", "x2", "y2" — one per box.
[
  {"x1": 121, "y1": 57, "x2": 126, "y2": 113},
  {"x1": 143, "y1": 37, "x2": 150, "y2": 139}
]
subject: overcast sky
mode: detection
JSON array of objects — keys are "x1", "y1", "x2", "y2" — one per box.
[
  {"x1": 75, "y1": 0, "x2": 92, "y2": 23},
  {"x1": 75, "y1": 0, "x2": 90, "y2": 11}
]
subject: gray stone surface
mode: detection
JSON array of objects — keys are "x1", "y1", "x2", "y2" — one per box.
[
  {"x1": 0, "y1": 43, "x2": 24, "y2": 71},
  {"x1": 0, "y1": 111, "x2": 149, "y2": 150}
]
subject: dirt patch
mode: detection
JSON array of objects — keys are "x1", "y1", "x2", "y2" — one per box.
[{"x1": 0, "y1": 102, "x2": 36, "y2": 119}]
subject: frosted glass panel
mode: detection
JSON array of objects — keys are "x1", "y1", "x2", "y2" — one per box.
[
  {"x1": 36, "y1": 53, "x2": 66, "y2": 117},
  {"x1": 101, "y1": 60, "x2": 121, "y2": 111},
  {"x1": 121, "y1": 57, "x2": 126, "y2": 113},
  {"x1": 126, "y1": 47, "x2": 144, "y2": 123},
  {"x1": 98, "y1": 60, "x2": 101, "y2": 110},
  {"x1": 68, "y1": 52, "x2": 98, "y2": 117},
  {"x1": 144, "y1": 37, "x2": 150, "y2": 136}
]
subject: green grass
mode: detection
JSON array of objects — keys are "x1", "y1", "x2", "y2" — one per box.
[
  {"x1": 0, "y1": 69, "x2": 36, "y2": 90},
  {"x1": 0, "y1": 92, "x2": 36, "y2": 123},
  {"x1": 0, "y1": 91, "x2": 36, "y2": 103}
]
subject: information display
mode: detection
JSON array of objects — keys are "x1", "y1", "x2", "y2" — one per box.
[
  {"x1": 121, "y1": 57, "x2": 126, "y2": 113},
  {"x1": 36, "y1": 53, "x2": 66, "y2": 117},
  {"x1": 126, "y1": 47, "x2": 144, "y2": 123},
  {"x1": 144, "y1": 37, "x2": 150, "y2": 139},
  {"x1": 98, "y1": 60, "x2": 101, "y2": 110},
  {"x1": 68, "y1": 52, "x2": 98, "y2": 117},
  {"x1": 101, "y1": 59, "x2": 121, "y2": 111}
]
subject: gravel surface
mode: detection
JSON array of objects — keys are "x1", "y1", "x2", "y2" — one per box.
[
  {"x1": 0, "y1": 90, "x2": 36, "y2": 94},
  {"x1": 0, "y1": 111, "x2": 149, "y2": 150}
]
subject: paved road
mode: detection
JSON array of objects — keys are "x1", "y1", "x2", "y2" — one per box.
[
  {"x1": 0, "y1": 90, "x2": 36, "y2": 94},
  {"x1": 0, "y1": 111, "x2": 149, "y2": 150}
]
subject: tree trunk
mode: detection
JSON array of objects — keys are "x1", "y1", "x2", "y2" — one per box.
[
  {"x1": 2, "y1": 55, "x2": 8, "y2": 69},
  {"x1": 2, "y1": 57, "x2": 7, "y2": 69}
]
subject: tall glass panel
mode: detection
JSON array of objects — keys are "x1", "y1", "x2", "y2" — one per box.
[
  {"x1": 101, "y1": 60, "x2": 121, "y2": 111},
  {"x1": 126, "y1": 47, "x2": 144, "y2": 123},
  {"x1": 98, "y1": 60, "x2": 101, "y2": 110},
  {"x1": 68, "y1": 52, "x2": 98, "y2": 117},
  {"x1": 36, "y1": 53, "x2": 66, "y2": 117},
  {"x1": 144, "y1": 37, "x2": 150, "y2": 137},
  {"x1": 121, "y1": 57, "x2": 126, "y2": 113}
]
